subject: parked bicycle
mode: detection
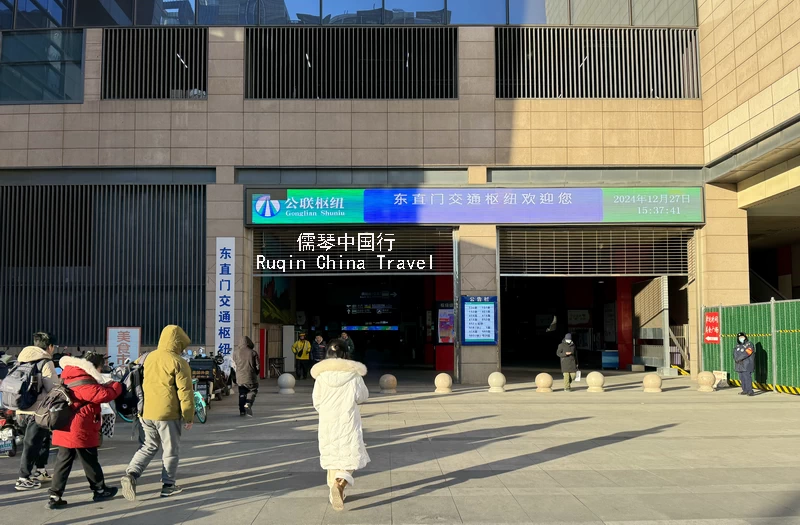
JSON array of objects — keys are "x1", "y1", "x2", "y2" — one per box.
[{"x1": 192, "y1": 378, "x2": 208, "y2": 424}]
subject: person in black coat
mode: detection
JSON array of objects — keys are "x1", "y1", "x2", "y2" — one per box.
[
  {"x1": 734, "y1": 332, "x2": 756, "y2": 396},
  {"x1": 556, "y1": 333, "x2": 578, "y2": 392},
  {"x1": 312, "y1": 335, "x2": 327, "y2": 364},
  {"x1": 233, "y1": 336, "x2": 259, "y2": 416}
]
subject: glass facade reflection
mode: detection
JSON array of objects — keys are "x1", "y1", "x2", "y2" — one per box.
[
  {"x1": 197, "y1": 0, "x2": 257, "y2": 24},
  {"x1": 632, "y1": 0, "x2": 696, "y2": 27},
  {"x1": 0, "y1": 29, "x2": 83, "y2": 103},
  {"x1": 15, "y1": 0, "x2": 72, "y2": 28},
  {"x1": 570, "y1": 0, "x2": 630, "y2": 25},
  {"x1": 509, "y1": 0, "x2": 568, "y2": 25},
  {"x1": 385, "y1": 0, "x2": 446, "y2": 24},
  {"x1": 323, "y1": 1, "x2": 383, "y2": 24},
  {"x1": 0, "y1": 0, "x2": 13, "y2": 29},
  {"x1": 448, "y1": 0, "x2": 505, "y2": 25},
  {"x1": 75, "y1": 0, "x2": 134, "y2": 25},
  {"x1": 136, "y1": 0, "x2": 196, "y2": 24},
  {"x1": 261, "y1": 0, "x2": 320, "y2": 24}
]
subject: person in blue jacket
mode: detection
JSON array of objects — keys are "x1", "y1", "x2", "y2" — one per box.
[{"x1": 734, "y1": 332, "x2": 756, "y2": 396}]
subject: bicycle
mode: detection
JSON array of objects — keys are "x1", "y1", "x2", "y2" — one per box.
[{"x1": 192, "y1": 379, "x2": 208, "y2": 424}]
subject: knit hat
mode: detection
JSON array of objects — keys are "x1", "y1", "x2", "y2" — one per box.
[{"x1": 565, "y1": 333, "x2": 572, "y2": 341}]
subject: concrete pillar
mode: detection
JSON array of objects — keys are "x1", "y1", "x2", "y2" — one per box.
[{"x1": 458, "y1": 224, "x2": 499, "y2": 385}]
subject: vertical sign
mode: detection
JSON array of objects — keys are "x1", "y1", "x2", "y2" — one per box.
[
  {"x1": 436, "y1": 302, "x2": 455, "y2": 343},
  {"x1": 461, "y1": 296, "x2": 498, "y2": 345},
  {"x1": 704, "y1": 311, "x2": 720, "y2": 344},
  {"x1": 215, "y1": 237, "x2": 235, "y2": 356},
  {"x1": 107, "y1": 327, "x2": 140, "y2": 365}
]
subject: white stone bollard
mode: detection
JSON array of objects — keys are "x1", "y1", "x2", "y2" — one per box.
[
  {"x1": 697, "y1": 371, "x2": 716, "y2": 392},
  {"x1": 488, "y1": 372, "x2": 506, "y2": 393},
  {"x1": 643, "y1": 373, "x2": 663, "y2": 393},
  {"x1": 277, "y1": 373, "x2": 296, "y2": 394},
  {"x1": 535, "y1": 373, "x2": 553, "y2": 393},
  {"x1": 586, "y1": 371, "x2": 605, "y2": 392},
  {"x1": 379, "y1": 374, "x2": 397, "y2": 394},
  {"x1": 434, "y1": 373, "x2": 453, "y2": 394}
]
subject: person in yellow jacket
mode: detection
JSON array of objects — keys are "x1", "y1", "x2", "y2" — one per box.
[
  {"x1": 292, "y1": 332, "x2": 312, "y2": 380},
  {"x1": 121, "y1": 325, "x2": 193, "y2": 501}
]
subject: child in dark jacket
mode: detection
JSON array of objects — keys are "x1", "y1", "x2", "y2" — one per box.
[{"x1": 47, "y1": 354, "x2": 123, "y2": 509}]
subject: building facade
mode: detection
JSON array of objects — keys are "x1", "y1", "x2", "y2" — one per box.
[{"x1": 1, "y1": 0, "x2": 795, "y2": 384}]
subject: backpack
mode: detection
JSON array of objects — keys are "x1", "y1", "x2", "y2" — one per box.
[
  {"x1": 122, "y1": 352, "x2": 149, "y2": 417},
  {"x1": 0, "y1": 360, "x2": 47, "y2": 410},
  {"x1": 34, "y1": 379, "x2": 95, "y2": 431}
]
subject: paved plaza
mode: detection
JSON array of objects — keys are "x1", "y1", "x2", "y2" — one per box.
[{"x1": 2, "y1": 370, "x2": 800, "y2": 525}]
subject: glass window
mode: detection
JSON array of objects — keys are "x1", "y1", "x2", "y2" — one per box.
[
  {"x1": 15, "y1": 0, "x2": 73, "y2": 28},
  {"x1": 570, "y1": 0, "x2": 630, "y2": 25},
  {"x1": 136, "y1": 0, "x2": 196, "y2": 25},
  {"x1": 0, "y1": 30, "x2": 84, "y2": 104},
  {"x1": 384, "y1": 0, "x2": 445, "y2": 24},
  {"x1": 323, "y1": 0, "x2": 383, "y2": 24},
  {"x1": 197, "y1": 0, "x2": 257, "y2": 25},
  {"x1": 447, "y1": 0, "x2": 505, "y2": 25},
  {"x1": 75, "y1": 0, "x2": 133, "y2": 25},
  {"x1": 1, "y1": 0, "x2": 13, "y2": 29},
  {"x1": 261, "y1": 0, "x2": 320, "y2": 24},
  {"x1": 509, "y1": 0, "x2": 568, "y2": 24},
  {"x1": 632, "y1": 0, "x2": 696, "y2": 26}
]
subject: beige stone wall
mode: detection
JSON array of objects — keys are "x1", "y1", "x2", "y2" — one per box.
[
  {"x1": 0, "y1": 27, "x2": 703, "y2": 169},
  {"x1": 737, "y1": 152, "x2": 800, "y2": 205},
  {"x1": 700, "y1": 184, "x2": 750, "y2": 307},
  {"x1": 700, "y1": 0, "x2": 800, "y2": 162}
]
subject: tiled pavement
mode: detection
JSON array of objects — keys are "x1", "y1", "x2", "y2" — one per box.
[{"x1": 1, "y1": 369, "x2": 799, "y2": 525}]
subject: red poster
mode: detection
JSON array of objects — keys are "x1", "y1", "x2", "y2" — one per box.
[{"x1": 704, "y1": 312, "x2": 721, "y2": 344}]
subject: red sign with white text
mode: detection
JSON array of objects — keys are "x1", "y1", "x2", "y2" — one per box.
[{"x1": 704, "y1": 312, "x2": 721, "y2": 344}]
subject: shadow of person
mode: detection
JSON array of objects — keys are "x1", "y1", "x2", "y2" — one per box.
[{"x1": 754, "y1": 342, "x2": 769, "y2": 385}]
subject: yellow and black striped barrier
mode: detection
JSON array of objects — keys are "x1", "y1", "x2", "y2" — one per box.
[{"x1": 726, "y1": 379, "x2": 800, "y2": 395}]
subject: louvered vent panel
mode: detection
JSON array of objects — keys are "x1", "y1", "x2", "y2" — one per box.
[
  {"x1": 102, "y1": 27, "x2": 209, "y2": 100},
  {"x1": 253, "y1": 227, "x2": 454, "y2": 276},
  {"x1": 245, "y1": 27, "x2": 458, "y2": 99},
  {"x1": 496, "y1": 27, "x2": 700, "y2": 99},
  {"x1": 499, "y1": 228, "x2": 695, "y2": 276}
]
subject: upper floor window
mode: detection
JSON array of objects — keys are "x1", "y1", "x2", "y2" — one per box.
[
  {"x1": 0, "y1": 0, "x2": 12, "y2": 29},
  {"x1": 75, "y1": 0, "x2": 133, "y2": 26},
  {"x1": 15, "y1": 0, "x2": 72, "y2": 29},
  {"x1": 509, "y1": 0, "x2": 568, "y2": 25},
  {"x1": 0, "y1": 29, "x2": 84, "y2": 103}
]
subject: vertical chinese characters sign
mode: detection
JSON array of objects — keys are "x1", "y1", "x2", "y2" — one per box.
[
  {"x1": 703, "y1": 312, "x2": 720, "y2": 344},
  {"x1": 107, "y1": 327, "x2": 140, "y2": 365},
  {"x1": 215, "y1": 237, "x2": 236, "y2": 356}
]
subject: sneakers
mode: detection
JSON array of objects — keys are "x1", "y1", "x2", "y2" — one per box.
[
  {"x1": 34, "y1": 469, "x2": 52, "y2": 482},
  {"x1": 160, "y1": 484, "x2": 183, "y2": 497},
  {"x1": 329, "y1": 480, "x2": 345, "y2": 511},
  {"x1": 15, "y1": 478, "x2": 42, "y2": 491},
  {"x1": 93, "y1": 486, "x2": 118, "y2": 502},
  {"x1": 239, "y1": 411, "x2": 246, "y2": 417},
  {"x1": 47, "y1": 496, "x2": 67, "y2": 510},
  {"x1": 120, "y1": 474, "x2": 137, "y2": 502},
  {"x1": 244, "y1": 404, "x2": 253, "y2": 417}
]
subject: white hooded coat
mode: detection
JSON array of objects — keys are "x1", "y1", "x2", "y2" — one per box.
[{"x1": 311, "y1": 358, "x2": 370, "y2": 471}]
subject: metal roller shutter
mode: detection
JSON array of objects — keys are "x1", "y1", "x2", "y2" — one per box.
[
  {"x1": 499, "y1": 227, "x2": 695, "y2": 277},
  {"x1": 253, "y1": 227, "x2": 454, "y2": 277}
]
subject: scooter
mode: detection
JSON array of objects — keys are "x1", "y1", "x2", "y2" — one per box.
[{"x1": 0, "y1": 396, "x2": 22, "y2": 458}]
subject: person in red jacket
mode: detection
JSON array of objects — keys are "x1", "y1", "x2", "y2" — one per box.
[{"x1": 47, "y1": 354, "x2": 123, "y2": 510}]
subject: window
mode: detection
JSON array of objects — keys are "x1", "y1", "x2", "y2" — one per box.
[
  {"x1": 15, "y1": 0, "x2": 72, "y2": 28},
  {"x1": 197, "y1": 0, "x2": 257, "y2": 25},
  {"x1": 0, "y1": 0, "x2": 13, "y2": 29},
  {"x1": 632, "y1": 0, "x2": 696, "y2": 27},
  {"x1": 0, "y1": 30, "x2": 84, "y2": 104},
  {"x1": 136, "y1": 0, "x2": 196, "y2": 25},
  {"x1": 447, "y1": 0, "x2": 505, "y2": 25},
  {"x1": 509, "y1": 0, "x2": 568, "y2": 25},
  {"x1": 384, "y1": 0, "x2": 446, "y2": 24},
  {"x1": 323, "y1": 0, "x2": 383, "y2": 24},
  {"x1": 570, "y1": 0, "x2": 630, "y2": 25},
  {"x1": 261, "y1": 0, "x2": 320, "y2": 24},
  {"x1": 75, "y1": 0, "x2": 133, "y2": 26}
]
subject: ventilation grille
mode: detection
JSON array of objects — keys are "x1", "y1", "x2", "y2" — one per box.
[
  {"x1": 245, "y1": 27, "x2": 458, "y2": 99},
  {"x1": 0, "y1": 184, "x2": 206, "y2": 346},
  {"x1": 499, "y1": 228, "x2": 694, "y2": 276},
  {"x1": 102, "y1": 28, "x2": 208, "y2": 100},
  {"x1": 253, "y1": 227, "x2": 454, "y2": 276},
  {"x1": 496, "y1": 27, "x2": 700, "y2": 99}
]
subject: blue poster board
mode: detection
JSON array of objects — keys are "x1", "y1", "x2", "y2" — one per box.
[{"x1": 461, "y1": 296, "x2": 498, "y2": 346}]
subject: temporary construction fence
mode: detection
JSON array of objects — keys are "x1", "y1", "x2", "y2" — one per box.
[{"x1": 701, "y1": 298, "x2": 800, "y2": 394}]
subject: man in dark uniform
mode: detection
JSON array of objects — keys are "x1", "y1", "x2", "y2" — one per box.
[{"x1": 734, "y1": 332, "x2": 756, "y2": 396}]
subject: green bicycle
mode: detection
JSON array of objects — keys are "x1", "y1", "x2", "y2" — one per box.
[{"x1": 192, "y1": 379, "x2": 208, "y2": 424}]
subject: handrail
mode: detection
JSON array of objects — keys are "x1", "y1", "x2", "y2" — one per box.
[{"x1": 750, "y1": 270, "x2": 787, "y2": 302}]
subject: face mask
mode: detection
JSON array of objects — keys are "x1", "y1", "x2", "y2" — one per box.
[
  {"x1": 565, "y1": 339, "x2": 572, "y2": 344},
  {"x1": 739, "y1": 337, "x2": 745, "y2": 343}
]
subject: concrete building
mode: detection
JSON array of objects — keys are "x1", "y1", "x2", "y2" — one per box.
[{"x1": 0, "y1": 0, "x2": 796, "y2": 384}]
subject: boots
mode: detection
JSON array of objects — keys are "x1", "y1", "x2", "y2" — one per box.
[{"x1": 329, "y1": 478, "x2": 347, "y2": 511}]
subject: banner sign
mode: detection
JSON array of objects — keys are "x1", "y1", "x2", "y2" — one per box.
[
  {"x1": 248, "y1": 187, "x2": 703, "y2": 225},
  {"x1": 704, "y1": 312, "x2": 721, "y2": 344},
  {"x1": 107, "y1": 327, "x2": 140, "y2": 366},
  {"x1": 215, "y1": 237, "x2": 236, "y2": 356},
  {"x1": 461, "y1": 296, "x2": 498, "y2": 346}
]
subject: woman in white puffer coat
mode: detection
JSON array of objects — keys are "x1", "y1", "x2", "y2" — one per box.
[{"x1": 311, "y1": 339, "x2": 370, "y2": 511}]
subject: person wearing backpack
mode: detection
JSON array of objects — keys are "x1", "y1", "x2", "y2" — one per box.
[
  {"x1": 10, "y1": 332, "x2": 58, "y2": 491},
  {"x1": 46, "y1": 354, "x2": 123, "y2": 509},
  {"x1": 121, "y1": 325, "x2": 194, "y2": 501}
]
